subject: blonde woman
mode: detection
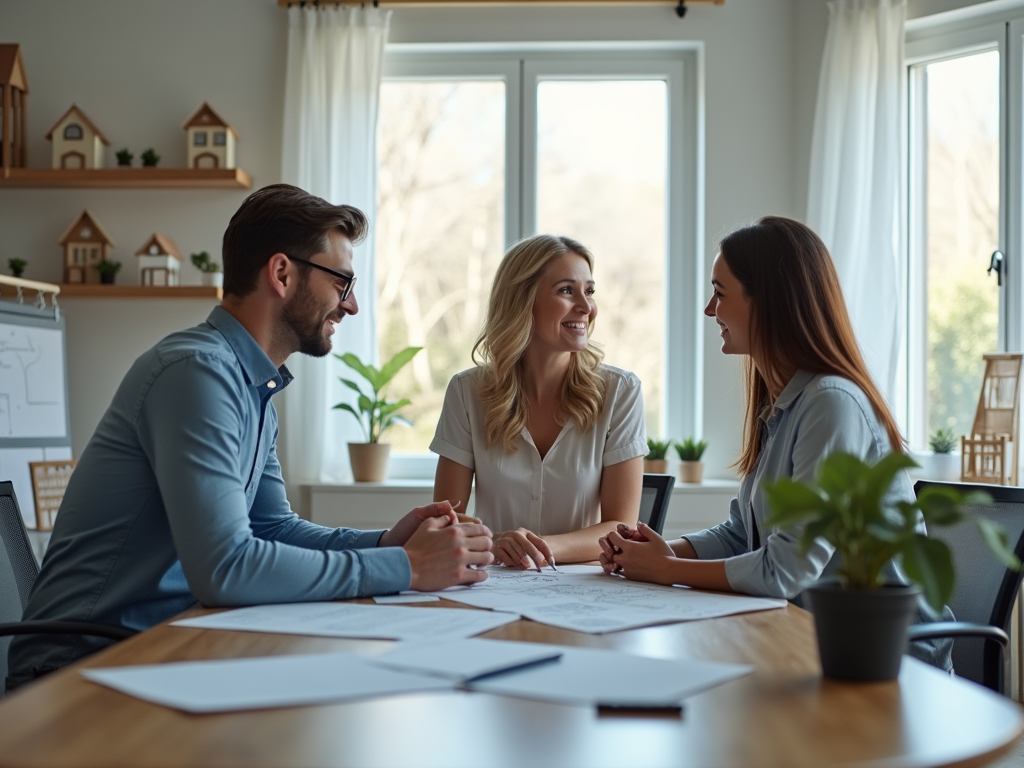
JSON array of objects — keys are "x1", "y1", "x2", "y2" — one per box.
[{"x1": 431, "y1": 234, "x2": 646, "y2": 569}]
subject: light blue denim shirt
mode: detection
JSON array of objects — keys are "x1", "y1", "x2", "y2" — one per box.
[
  {"x1": 685, "y1": 370, "x2": 953, "y2": 670},
  {"x1": 8, "y1": 307, "x2": 411, "y2": 687}
]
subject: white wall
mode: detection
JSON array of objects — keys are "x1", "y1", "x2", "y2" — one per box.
[{"x1": 0, "y1": 0, "x2": 827, "y2": 480}]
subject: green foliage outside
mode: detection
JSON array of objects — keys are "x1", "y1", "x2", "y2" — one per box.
[
  {"x1": 646, "y1": 438, "x2": 672, "y2": 460},
  {"x1": 675, "y1": 437, "x2": 708, "y2": 462},
  {"x1": 764, "y1": 452, "x2": 1019, "y2": 611},
  {"x1": 334, "y1": 347, "x2": 422, "y2": 443}
]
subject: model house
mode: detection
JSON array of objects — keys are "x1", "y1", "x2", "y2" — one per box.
[
  {"x1": 0, "y1": 44, "x2": 28, "y2": 171},
  {"x1": 182, "y1": 102, "x2": 237, "y2": 169},
  {"x1": 45, "y1": 105, "x2": 108, "y2": 170},
  {"x1": 134, "y1": 233, "x2": 182, "y2": 287},
  {"x1": 58, "y1": 209, "x2": 115, "y2": 284}
]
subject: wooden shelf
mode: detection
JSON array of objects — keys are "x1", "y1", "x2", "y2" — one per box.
[
  {"x1": 0, "y1": 167, "x2": 252, "y2": 189},
  {"x1": 58, "y1": 284, "x2": 222, "y2": 299}
]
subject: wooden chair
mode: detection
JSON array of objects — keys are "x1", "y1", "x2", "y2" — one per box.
[{"x1": 961, "y1": 354, "x2": 1022, "y2": 486}]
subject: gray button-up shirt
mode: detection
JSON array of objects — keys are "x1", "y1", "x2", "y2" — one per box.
[
  {"x1": 685, "y1": 370, "x2": 952, "y2": 669},
  {"x1": 9, "y1": 307, "x2": 411, "y2": 686}
]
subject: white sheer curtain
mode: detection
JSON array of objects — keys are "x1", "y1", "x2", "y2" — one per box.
[
  {"x1": 807, "y1": 0, "x2": 906, "y2": 400},
  {"x1": 278, "y1": 5, "x2": 391, "y2": 492}
]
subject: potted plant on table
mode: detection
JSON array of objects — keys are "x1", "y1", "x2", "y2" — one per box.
[
  {"x1": 95, "y1": 259, "x2": 122, "y2": 285},
  {"x1": 764, "y1": 451, "x2": 1020, "y2": 681},
  {"x1": 333, "y1": 346, "x2": 422, "y2": 482},
  {"x1": 190, "y1": 251, "x2": 223, "y2": 288},
  {"x1": 675, "y1": 437, "x2": 708, "y2": 483},
  {"x1": 644, "y1": 438, "x2": 673, "y2": 474},
  {"x1": 916, "y1": 427, "x2": 960, "y2": 482}
]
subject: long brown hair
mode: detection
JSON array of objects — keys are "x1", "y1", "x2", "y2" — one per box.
[
  {"x1": 719, "y1": 216, "x2": 904, "y2": 476},
  {"x1": 472, "y1": 234, "x2": 605, "y2": 452}
]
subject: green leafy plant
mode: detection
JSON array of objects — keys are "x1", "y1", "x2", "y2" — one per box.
[
  {"x1": 675, "y1": 437, "x2": 708, "y2": 462},
  {"x1": 646, "y1": 438, "x2": 673, "y2": 460},
  {"x1": 8, "y1": 257, "x2": 27, "y2": 278},
  {"x1": 929, "y1": 428, "x2": 958, "y2": 454},
  {"x1": 140, "y1": 148, "x2": 160, "y2": 167},
  {"x1": 333, "y1": 347, "x2": 422, "y2": 443},
  {"x1": 764, "y1": 451, "x2": 1020, "y2": 611},
  {"x1": 115, "y1": 148, "x2": 133, "y2": 167},
  {"x1": 95, "y1": 259, "x2": 122, "y2": 276},
  {"x1": 190, "y1": 251, "x2": 221, "y2": 274}
]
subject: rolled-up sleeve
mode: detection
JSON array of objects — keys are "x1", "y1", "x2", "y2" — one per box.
[
  {"x1": 603, "y1": 372, "x2": 648, "y2": 467},
  {"x1": 430, "y1": 373, "x2": 476, "y2": 469}
]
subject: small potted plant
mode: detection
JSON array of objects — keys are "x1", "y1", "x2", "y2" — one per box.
[
  {"x1": 8, "y1": 258, "x2": 27, "y2": 278},
  {"x1": 764, "y1": 451, "x2": 1019, "y2": 681},
  {"x1": 190, "y1": 251, "x2": 223, "y2": 288},
  {"x1": 917, "y1": 427, "x2": 960, "y2": 482},
  {"x1": 95, "y1": 259, "x2": 122, "y2": 285},
  {"x1": 140, "y1": 148, "x2": 160, "y2": 168},
  {"x1": 333, "y1": 346, "x2": 422, "y2": 482},
  {"x1": 644, "y1": 438, "x2": 673, "y2": 474},
  {"x1": 115, "y1": 148, "x2": 133, "y2": 167},
  {"x1": 675, "y1": 437, "x2": 708, "y2": 483}
]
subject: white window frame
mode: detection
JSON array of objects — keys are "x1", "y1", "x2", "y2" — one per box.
[{"x1": 380, "y1": 42, "x2": 704, "y2": 479}]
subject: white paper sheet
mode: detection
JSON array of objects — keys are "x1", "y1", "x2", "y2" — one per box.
[
  {"x1": 371, "y1": 638, "x2": 563, "y2": 681},
  {"x1": 81, "y1": 653, "x2": 454, "y2": 713},
  {"x1": 470, "y1": 646, "x2": 752, "y2": 707},
  {"x1": 171, "y1": 602, "x2": 519, "y2": 640},
  {"x1": 373, "y1": 594, "x2": 440, "y2": 605},
  {"x1": 425, "y1": 566, "x2": 786, "y2": 633}
]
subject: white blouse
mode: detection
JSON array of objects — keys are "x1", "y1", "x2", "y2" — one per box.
[{"x1": 430, "y1": 365, "x2": 647, "y2": 536}]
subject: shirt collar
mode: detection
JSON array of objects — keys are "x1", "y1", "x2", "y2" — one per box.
[
  {"x1": 759, "y1": 369, "x2": 816, "y2": 426},
  {"x1": 206, "y1": 306, "x2": 293, "y2": 392}
]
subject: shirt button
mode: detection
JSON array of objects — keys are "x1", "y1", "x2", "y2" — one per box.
[{"x1": 267, "y1": 381, "x2": 277, "y2": 389}]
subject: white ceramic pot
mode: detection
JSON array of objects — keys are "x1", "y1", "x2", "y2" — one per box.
[
  {"x1": 201, "y1": 272, "x2": 224, "y2": 288},
  {"x1": 914, "y1": 452, "x2": 961, "y2": 482}
]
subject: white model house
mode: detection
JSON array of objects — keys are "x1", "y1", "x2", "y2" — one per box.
[
  {"x1": 135, "y1": 233, "x2": 183, "y2": 286},
  {"x1": 182, "y1": 102, "x2": 237, "y2": 169},
  {"x1": 45, "y1": 105, "x2": 109, "y2": 169},
  {"x1": 59, "y1": 210, "x2": 115, "y2": 284}
]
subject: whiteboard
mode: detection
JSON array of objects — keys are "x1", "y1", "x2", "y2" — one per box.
[{"x1": 0, "y1": 321, "x2": 67, "y2": 438}]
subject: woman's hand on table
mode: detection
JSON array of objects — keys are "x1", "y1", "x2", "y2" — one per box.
[
  {"x1": 493, "y1": 527, "x2": 554, "y2": 570},
  {"x1": 599, "y1": 522, "x2": 676, "y2": 584}
]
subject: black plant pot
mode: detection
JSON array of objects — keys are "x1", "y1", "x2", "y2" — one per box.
[
  {"x1": 807, "y1": 582, "x2": 920, "y2": 681},
  {"x1": 100, "y1": 273, "x2": 116, "y2": 285}
]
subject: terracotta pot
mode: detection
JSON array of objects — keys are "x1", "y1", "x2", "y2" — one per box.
[
  {"x1": 643, "y1": 459, "x2": 669, "y2": 474},
  {"x1": 678, "y1": 461, "x2": 704, "y2": 484},
  {"x1": 348, "y1": 443, "x2": 390, "y2": 482}
]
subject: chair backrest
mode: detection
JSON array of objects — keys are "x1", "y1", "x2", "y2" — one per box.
[
  {"x1": 914, "y1": 481, "x2": 1024, "y2": 690},
  {"x1": 970, "y1": 354, "x2": 1021, "y2": 440},
  {"x1": 0, "y1": 481, "x2": 41, "y2": 691},
  {"x1": 639, "y1": 474, "x2": 675, "y2": 535}
]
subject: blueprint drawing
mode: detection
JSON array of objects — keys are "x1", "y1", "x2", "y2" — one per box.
[
  {"x1": 0, "y1": 322, "x2": 66, "y2": 438},
  {"x1": 426, "y1": 566, "x2": 787, "y2": 633}
]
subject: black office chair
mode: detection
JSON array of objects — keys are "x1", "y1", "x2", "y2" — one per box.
[
  {"x1": 0, "y1": 480, "x2": 136, "y2": 696},
  {"x1": 906, "y1": 480, "x2": 1024, "y2": 694},
  {"x1": 639, "y1": 474, "x2": 675, "y2": 535}
]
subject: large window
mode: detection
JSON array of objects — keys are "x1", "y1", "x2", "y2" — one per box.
[
  {"x1": 375, "y1": 46, "x2": 701, "y2": 469},
  {"x1": 905, "y1": 17, "x2": 1024, "y2": 450}
]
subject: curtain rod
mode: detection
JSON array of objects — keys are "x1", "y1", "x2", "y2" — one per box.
[{"x1": 277, "y1": 1, "x2": 724, "y2": 8}]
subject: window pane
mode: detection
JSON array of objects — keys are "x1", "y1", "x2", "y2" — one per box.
[
  {"x1": 536, "y1": 80, "x2": 667, "y2": 437},
  {"x1": 922, "y1": 52, "x2": 1000, "y2": 443},
  {"x1": 376, "y1": 81, "x2": 506, "y2": 453}
]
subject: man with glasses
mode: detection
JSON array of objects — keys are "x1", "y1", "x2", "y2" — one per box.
[{"x1": 7, "y1": 184, "x2": 494, "y2": 691}]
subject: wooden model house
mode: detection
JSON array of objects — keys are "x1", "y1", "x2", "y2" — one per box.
[
  {"x1": 59, "y1": 210, "x2": 115, "y2": 284},
  {"x1": 135, "y1": 233, "x2": 182, "y2": 287},
  {"x1": 183, "y1": 102, "x2": 237, "y2": 169},
  {"x1": 46, "y1": 105, "x2": 109, "y2": 169},
  {"x1": 0, "y1": 44, "x2": 28, "y2": 171}
]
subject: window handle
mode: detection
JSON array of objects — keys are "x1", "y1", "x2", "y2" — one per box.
[{"x1": 989, "y1": 250, "x2": 1004, "y2": 287}]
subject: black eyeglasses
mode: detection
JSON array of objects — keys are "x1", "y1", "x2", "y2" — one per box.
[{"x1": 287, "y1": 255, "x2": 357, "y2": 302}]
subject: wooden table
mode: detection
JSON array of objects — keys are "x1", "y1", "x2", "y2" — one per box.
[{"x1": 0, "y1": 600, "x2": 1021, "y2": 768}]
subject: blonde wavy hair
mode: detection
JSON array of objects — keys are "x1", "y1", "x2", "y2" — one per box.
[{"x1": 472, "y1": 234, "x2": 606, "y2": 453}]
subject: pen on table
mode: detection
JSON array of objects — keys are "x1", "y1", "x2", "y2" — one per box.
[{"x1": 548, "y1": 556, "x2": 559, "y2": 573}]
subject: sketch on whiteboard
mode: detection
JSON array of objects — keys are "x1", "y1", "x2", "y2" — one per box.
[{"x1": 0, "y1": 322, "x2": 67, "y2": 439}]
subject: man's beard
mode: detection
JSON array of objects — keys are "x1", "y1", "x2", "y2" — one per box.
[{"x1": 282, "y1": 276, "x2": 336, "y2": 358}]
